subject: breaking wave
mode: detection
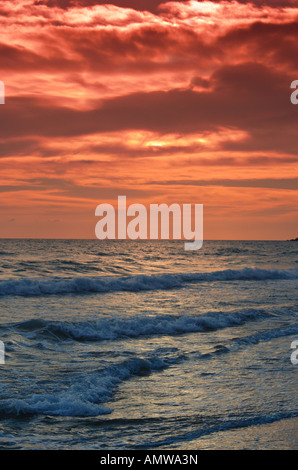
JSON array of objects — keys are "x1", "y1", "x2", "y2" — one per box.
[
  {"x1": 11, "y1": 309, "x2": 270, "y2": 342},
  {"x1": 0, "y1": 267, "x2": 297, "y2": 297},
  {"x1": 0, "y1": 355, "x2": 175, "y2": 418}
]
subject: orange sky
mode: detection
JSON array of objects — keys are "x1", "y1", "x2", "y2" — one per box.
[{"x1": 0, "y1": 0, "x2": 297, "y2": 239}]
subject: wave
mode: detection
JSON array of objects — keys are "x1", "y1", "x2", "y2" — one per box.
[
  {"x1": 0, "y1": 267, "x2": 297, "y2": 297},
  {"x1": 0, "y1": 354, "x2": 176, "y2": 418},
  {"x1": 136, "y1": 411, "x2": 298, "y2": 449},
  {"x1": 196, "y1": 323, "x2": 298, "y2": 359},
  {"x1": 231, "y1": 324, "x2": 298, "y2": 347},
  {"x1": 11, "y1": 309, "x2": 269, "y2": 342},
  {"x1": 0, "y1": 251, "x2": 14, "y2": 256}
]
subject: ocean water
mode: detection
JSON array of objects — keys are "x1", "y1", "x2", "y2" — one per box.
[{"x1": 0, "y1": 239, "x2": 297, "y2": 450}]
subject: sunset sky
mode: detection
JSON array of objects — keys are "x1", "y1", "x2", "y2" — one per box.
[{"x1": 0, "y1": 0, "x2": 297, "y2": 239}]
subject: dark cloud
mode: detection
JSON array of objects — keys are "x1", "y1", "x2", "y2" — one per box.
[
  {"x1": 0, "y1": 43, "x2": 77, "y2": 72},
  {"x1": 0, "y1": 177, "x2": 152, "y2": 199},
  {"x1": 147, "y1": 178, "x2": 298, "y2": 190},
  {"x1": 0, "y1": 26, "x2": 213, "y2": 73},
  {"x1": 224, "y1": 0, "x2": 298, "y2": 6},
  {"x1": 2, "y1": 15, "x2": 297, "y2": 79},
  {"x1": 33, "y1": 0, "x2": 188, "y2": 13},
  {"x1": 1, "y1": 62, "x2": 296, "y2": 153},
  {"x1": 58, "y1": 25, "x2": 215, "y2": 74},
  {"x1": 219, "y1": 20, "x2": 298, "y2": 73},
  {"x1": 170, "y1": 155, "x2": 298, "y2": 167},
  {"x1": 0, "y1": 138, "x2": 41, "y2": 157},
  {"x1": 32, "y1": 0, "x2": 170, "y2": 13},
  {"x1": 33, "y1": 0, "x2": 298, "y2": 10}
]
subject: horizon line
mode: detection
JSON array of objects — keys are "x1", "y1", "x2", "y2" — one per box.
[{"x1": 0, "y1": 238, "x2": 295, "y2": 241}]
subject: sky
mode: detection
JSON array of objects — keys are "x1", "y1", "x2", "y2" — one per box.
[{"x1": 0, "y1": 0, "x2": 297, "y2": 239}]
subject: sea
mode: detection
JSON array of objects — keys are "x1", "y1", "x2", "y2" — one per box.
[{"x1": 0, "y1": 239, "x2": 297, "y2": 450}]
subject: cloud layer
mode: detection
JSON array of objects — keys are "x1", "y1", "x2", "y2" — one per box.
[{"x1": 0, "y1": 0, "x2": 297, "y2": 238}]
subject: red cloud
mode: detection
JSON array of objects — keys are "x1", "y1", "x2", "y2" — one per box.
[{"x1": 1, "y1": 0, "x2": 298, "y2": 239}]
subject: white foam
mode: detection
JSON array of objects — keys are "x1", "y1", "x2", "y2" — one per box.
[
  {"x1": 14, "y1": 309, "x2": 269, "y2": 342},
  {"x1": 0, "y1": 267, "x2": 297, "y2": 297},
  {"x1": 0, "y1": 356, "x2": 166, "y2": 417}
]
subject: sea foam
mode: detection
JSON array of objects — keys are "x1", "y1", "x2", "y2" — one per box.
[
  {"x1": 12, "y1": 309, "x2": 270, "y2": 342},
  {"x1": 0, "y1": 267, "x2": 297, "y2": 297}
]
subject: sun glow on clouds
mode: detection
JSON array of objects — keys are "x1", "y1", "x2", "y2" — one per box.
[{"x1": 0, "y1": 0, "x2": 297, "y2": 238}]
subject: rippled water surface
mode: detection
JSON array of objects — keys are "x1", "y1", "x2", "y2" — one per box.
[{"x1": 0, "y1": 240, "x2": 297, "y2": 449}]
